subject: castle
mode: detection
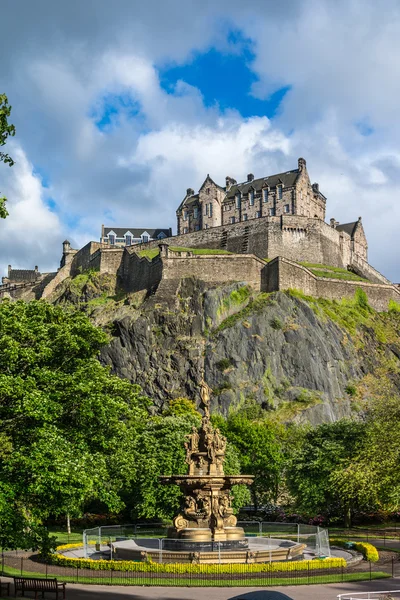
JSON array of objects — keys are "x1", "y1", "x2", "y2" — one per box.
[{"x1": 1, "y1": 157, "x2": 399, "y2": 312}]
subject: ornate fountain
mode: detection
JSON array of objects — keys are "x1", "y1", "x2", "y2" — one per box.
[{"x1": 160, "y1": 379, "x2": 254, "y2": 551}]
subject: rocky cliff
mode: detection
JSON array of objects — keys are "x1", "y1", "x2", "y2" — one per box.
[{"x1": 52, "y1": 272, "x2": 400, "y2": 425}]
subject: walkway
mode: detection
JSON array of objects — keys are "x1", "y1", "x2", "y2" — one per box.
[{"x1": 0, "y1": 577, "x2": 399, "y2": 600}]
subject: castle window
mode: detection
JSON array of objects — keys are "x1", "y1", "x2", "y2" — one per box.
[
  {"x1": 108, "y1": 234, "x2": 115, "y2": 245},
  {"x1": 277, "y1": 185, "x2": 283, "y2": 199},
  {"x1": 256, "y1": 211, "x2": 261, "y2": 218},
  {"x1": 249, "y1": 190, "x2": 254, "y2": 206},
  {"x1": 263, "y1": 189, "x2": 269, "y2": 202},
  {"x1": 193, "y1": 207, "x2": 198, "y2": 219},
  {"x1": 268, "y1": 208, "x2": 275, "y2": 216},
  {"x1": 183, "y1": 210, "x2": 188, "y2": 221},
  {"x1": 183, "y1": 227, "x2": 189, "y2": 234},
  {"x1": 142, "y1": 235, "x2": 149, "y2": 243},
  {"x1": 284, "y1": 204, "x2": 290, "y2": 214},
  {"x1": 243, "y1": 214, "x2": 248, "y2": 221},
  {"x1": 230, "y1": 216, "x2": 236, "y2": 224},
  {"x1": 195, "y1": 225, "x2": 200, "y2": 231},
  {"x1": 125, "y1": 235, "x2": 132, "y2": 246},
  {"x1": 235, "y1": 193, "x2": 241, "y2": 209},
  {"x1": 204, "y1": 224, "x2": 208, "y2": 229},
  {"x1": 209, "y1": 203, "x2": 213, "y2": 217},
  {"x1": 206, "y1": 187, "x2": 210, "y2": 195}
]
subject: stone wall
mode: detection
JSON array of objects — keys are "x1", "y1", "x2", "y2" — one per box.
[
  {"x1": 120, "y1": 251, "x2": 163, "y2": 293},
  {"x1": 263, "y1": 256, "x2": 400, "y2": 312},
  {"x1": 161, "y1": 250, "x2": 265, "y2": 291},
  {"x1": 70, "y1": 242, "x2": 105, "y2": 276}
]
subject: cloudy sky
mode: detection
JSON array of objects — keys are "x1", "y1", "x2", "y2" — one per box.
[{"x1": 1, "y1": 0, "x2": 400, "y2": 280}]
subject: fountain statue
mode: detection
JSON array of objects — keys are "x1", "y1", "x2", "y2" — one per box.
[{"x1": 160, "y1": 377, "x2": 254, "y2": 550}]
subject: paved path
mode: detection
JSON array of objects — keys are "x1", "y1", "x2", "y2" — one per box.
[{"x1": 1, "y1": 577, "x2": 399, "y2": 600}]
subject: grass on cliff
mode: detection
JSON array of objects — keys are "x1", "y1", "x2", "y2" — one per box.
[
  {"x1": 138, "y1": 246, "x2": 232, "y2": 259},
  {"x1": 300, "y1": 262, "x2": 368, "y2": 282}
]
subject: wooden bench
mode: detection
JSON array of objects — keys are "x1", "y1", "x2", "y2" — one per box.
[{"x1": 13, "y1": 577, "x2": 66, "y2": 599}]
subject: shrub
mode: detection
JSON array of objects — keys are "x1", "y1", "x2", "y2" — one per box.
[
  {"x1": 216, "y1": 358, "x2": 232, "y2": 372},
  {"x1": 51, "y1": 551, "x2": 345, "y2": 573},
  {"x1": 270, "y1": 316, "x2": 283, "y2": 330},
  {"x1": 354, "y1": 288, "x2": 369, "y2": 310},
  {"x1": 330, "y1": 539, "x2": 379, "y2": 562},
  {"x1": 345, "y1": 383, "x2": 357, "y2": 397},
  {"x1": 388, "y1": 299, "x2": 400, "y2": 313}
]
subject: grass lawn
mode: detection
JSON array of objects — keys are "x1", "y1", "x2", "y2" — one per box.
[
  {"x1": 0, "y1": 564, "x2": 390, "y2": 587},
  {"x1": 300, "y1": 262, "x2": 368, "y2": 282}
]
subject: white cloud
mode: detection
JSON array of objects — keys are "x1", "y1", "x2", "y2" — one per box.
[{"x1": 0, "y1": 144, "x2": 63, "y2": 275}]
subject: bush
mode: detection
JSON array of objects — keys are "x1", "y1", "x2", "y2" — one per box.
[
  {"x1": 270, "y1": 316, "x2": 283, "y2": 330},
  {"x1": 345, "y1": 383, "x2": 357, "y2": 397},
  {"x1": 51, "y1": 550, "x2": 346, "y2": 573},
  {"x1": 354, "y1": 288, "x2": 369, "y2": 310},
  {"x1": 330, "y1": 539, "x2": 379, "y2": 562},
  {"x1": 388, "y1": 299, "x2": 400, "y2": 313},
  {"x1": 216, "y1": 358, "x2": 232, "y2": 372}
]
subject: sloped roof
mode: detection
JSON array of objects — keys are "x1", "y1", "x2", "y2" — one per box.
[
  {"x1": 336, "y1": 222, "x2": 358, "y2": 237},
  {"x1": 226, "y1": 169, "x2": 300, "y2": 199},
  {"x1": 103, "y1": 227, "x2": 171, "y2": 238}
]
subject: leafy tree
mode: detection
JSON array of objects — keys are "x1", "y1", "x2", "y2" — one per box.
[
  {"x1": 0, "y1": 94, "x2": 15, "y2": 218},
  {"x1": 0, "y1": 299, "x2": 149, "y2": 547},
  {"x1": 287, "y1": 419, "x2": 367, "y2": 526},
  {"x1": 215, "y1": 412, "x2": 286, "y2": 509}
]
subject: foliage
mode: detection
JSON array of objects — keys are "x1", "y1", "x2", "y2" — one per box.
[
  {"x1": 0, "y1": 93, "x2": 15, "y2": 218},
  {"x1": 331, "y1": 539, "x2": 379, "y2": 562},
  {"x1": 50, "y1": 550, "x2": 346, "y2": 572},
  {"x1": 0, "y1": 299, "x2": 149, "y2": 548},
  {"x1": 388, "y1": 299, "x2": 400, "y2": 313},
  {"x1": 214, "y1": 293, "x2": 273, "y2": 333},
  {"x1": 162, "y1": 397, "x2": 200, "y2": 418}
]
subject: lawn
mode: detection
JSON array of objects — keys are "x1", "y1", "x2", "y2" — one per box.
[{"x1": 300, "y1": 262, "x2": 368, "y2": 282}]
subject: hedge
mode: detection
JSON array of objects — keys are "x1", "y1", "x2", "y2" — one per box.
[
  {"x1": 330, "y1": 539, "x2": 379, "y2": 563},
  {"x1": 51, "y1": 551, "x2": 346, "y2": 573}
]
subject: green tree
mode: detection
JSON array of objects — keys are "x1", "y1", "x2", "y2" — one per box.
[
  {"x1": 0, "y1": 299, "x2": 149, "y2": 547},
  {"x1": 287, "y1": 419, "x2": 367, "y2": 526},
  {"x1": 0, "y1": 94, "x2": 15, "y2": 218},
  {"x1": 215, "y1": 412, "x2": 286, "y2": 509}
]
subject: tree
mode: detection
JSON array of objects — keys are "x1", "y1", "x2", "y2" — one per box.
[
  {"x1": 0, "y1": 94, "x2": 15, "y2": 218},
  {"x1": 0, "y1": 299, "x2": 149, "y2": 547},
  {"x1": 214, "y1": 412, "x2": 286, "y2": 509},
  {"x1": 287, "y1": 419, "x2": 368, "y2": 526}
]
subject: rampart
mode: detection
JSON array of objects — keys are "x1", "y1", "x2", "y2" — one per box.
[
  {"x1": 132, "y1": 214, "x2": 381, "y2": 280},
  {"x1": 262, "y1": 257, "x2": 400, "y2": 312}
]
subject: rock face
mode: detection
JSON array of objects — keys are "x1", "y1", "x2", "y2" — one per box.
[
  {"x1": 50, "y1": 272, "x2": 400, "y2": 424},
  {"x1": 96, "y1": 277, "x2": 374, "y2": 425}
]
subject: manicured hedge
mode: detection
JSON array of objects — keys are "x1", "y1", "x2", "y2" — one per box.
[
  {"x1": 330, "y1": 539, "x2": 379, "y2": 563},
  {"x1": 51, "y1": 550, "x2": 345, "y2": 573}
]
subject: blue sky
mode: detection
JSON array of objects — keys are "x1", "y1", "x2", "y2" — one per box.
[{"x1": 1, "y1": 0, "x2": 400, "y2": 280}]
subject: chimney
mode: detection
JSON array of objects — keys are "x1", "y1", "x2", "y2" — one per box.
[
  {"x1": 186, "y1": 188, "x2": 194, "y2": 197},
  {"x1": 298, "y1": 157, "x2": 306, "y2": 172},
  {"x1": 247, "y1": 173, "x2": 254, "y2": 182},
  {"x1": 225, "y1": 176, "x2": 237, "y2": 191},
  {"x1": 8, "y1": 265, "x2": 11, "y2": 277}
]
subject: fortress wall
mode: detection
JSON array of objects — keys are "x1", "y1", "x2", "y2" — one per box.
[
  {"x1": 265, "y1": 257, "x2": 400, "y2": 312},
  {"x1": 122, "y1": 252, "x2": 163, "y2": 293},
  {"x1": 351, "y1": 253, "x2": 390, "y2": 284},
  {"x1": 162, "y1": 254, "x2": 265, "y2": 291},
  {"x1": 95, "y1": 248, "x2": 124, "y2": 274},
  {"x1": 136, "y1": 215, "x2": 353, "y2": 269},
  {"x1": 41, "y1": 263, "x2": 72, "y2": 299},
  {"x1": 70, "y1": 242, "x2": 104, "y2": 276}
]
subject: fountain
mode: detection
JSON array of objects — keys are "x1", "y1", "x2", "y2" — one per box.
[
  {"x1": 111, "y1": 379, "x2": 308, "y2": 563},
  {"x1": 160, "y1": 378, "x2": 253, "y2": 551}
]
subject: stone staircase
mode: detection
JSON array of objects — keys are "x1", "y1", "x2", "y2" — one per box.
[{"x1": 241, "y1": 226, "x2": 250, "y2": 253}]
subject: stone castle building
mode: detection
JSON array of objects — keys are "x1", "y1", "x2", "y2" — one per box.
[{"x1": 1, "y1": 157, "x2": 399, "y2": 312}]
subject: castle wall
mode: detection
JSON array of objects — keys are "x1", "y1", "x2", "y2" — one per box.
[
  {"x1": 263, "y1": 257, "x2": 400, "y2": 312},
  {"x1": 162, "y1": 253, "x2": 265, "y2": 291},
  {"x1": 121, "y1": 252, "x2": 163, "y2": 293},
  {"x1": 70, "y1": 242, "x2": 105, "y2": 276},
  {"x1": 91, "y1": 248, "x2": 124, "y2": 274}
]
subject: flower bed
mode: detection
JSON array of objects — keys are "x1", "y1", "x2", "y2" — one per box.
[{"x1": 330, "y1": 539, "x2": 379, "y2": 562}]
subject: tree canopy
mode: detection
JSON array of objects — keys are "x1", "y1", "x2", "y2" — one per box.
[{"x1": 0, "y1": 93, "x2": 15, "y2": 218}]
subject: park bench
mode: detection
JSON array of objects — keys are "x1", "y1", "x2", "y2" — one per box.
[{"x1": 13, "y1": 576, "x2": 66, "y2": 598}]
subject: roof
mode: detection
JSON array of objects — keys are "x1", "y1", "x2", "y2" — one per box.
[
  {"x1": 103, "y1": 227, "x2": 171, "y2": 238},
  {"x1": 336, "y1": 222, "x2": 358, "y2": 237},
  {"x1": 8, "y1": 269, "x2": 39, "y2": 282},
  {"x1": 225, "y1": 169, "x2": 300, "y2": 199}
]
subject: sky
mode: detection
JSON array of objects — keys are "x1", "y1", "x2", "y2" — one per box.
[{"x1": 1, "y1": 0, "x2": 400, "y2": 280}]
